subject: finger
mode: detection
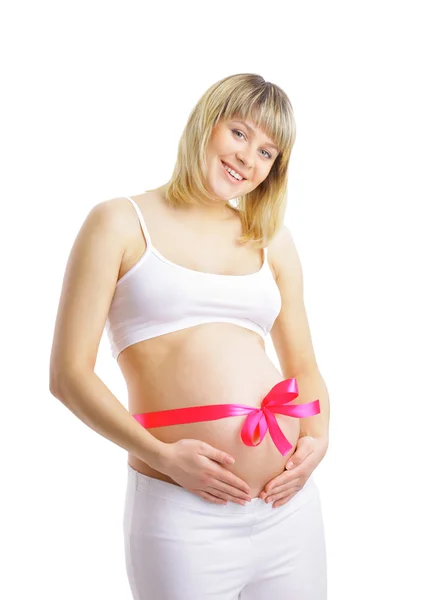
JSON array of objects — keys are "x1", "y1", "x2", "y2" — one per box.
[
  {"x1": 199, "y1": 443, "x2": 236, "y2": 466},
  {"x1": 206, "y1": 487, "x2": 248, "y2": 505},
  {"x1": 263, "y1": 473, "x2": 300, "y2": 495},
  {"x1": 263, "y1": 483, "x2": 289, "y2": 498},
  {"x1": 287, "y1": 441, "x2": 315, "y2": 469},
  {"x1": 272, "y1": 492, "x2": 298, "y2": 508},
  {"x1": 197, "y1": 490, "x2": 227, "y2": 505},
  {"x1": 268, "y1": 487, "x2": 300, "y2": 504},
  {"x1": 262, "y1": 476, "x2": 285, "y2": 493},
  {"x1": 217, "y1": 471, "x2": 251, "y2": 496},
  {"x1": 270, "y1": 478, "x2": 302, "y2": 496},
  {"x1": 208, "y1": 482, "x2": 252, "y2": 503}
]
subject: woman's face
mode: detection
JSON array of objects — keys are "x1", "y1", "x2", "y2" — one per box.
[{"x1": 203, "y1": 116, "x2": 280, "y2": 200}]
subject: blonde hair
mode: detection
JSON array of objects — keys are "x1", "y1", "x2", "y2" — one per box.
[{"x1": 150, "y1": 73, "x2": 296, "y2": 249}]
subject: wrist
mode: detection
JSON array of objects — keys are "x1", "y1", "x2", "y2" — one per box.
[
  {"x1": 299, "y1": 433, "x2": 329, "y2": 453},
  {"x1": 299, "y1": 430, "x2": 329, "y2": 443},
  {"x1": 144, "y1": 441, "x2": 172, "y2": 474},
  {"x1": 314, "y1": 435, "x2": 329, "y2": 456}
]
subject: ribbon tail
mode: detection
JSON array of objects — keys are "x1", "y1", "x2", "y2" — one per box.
[{"x1": 264, "y1": 410, "x2": 293, "y2": 456}]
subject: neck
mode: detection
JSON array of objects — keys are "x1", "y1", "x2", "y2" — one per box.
[
  {"x1": 157, "y1": 185, "x2": 238, "y2": 221},
  {"x1": 183, "y1": 202, "x2": 237, "y2": 221}
]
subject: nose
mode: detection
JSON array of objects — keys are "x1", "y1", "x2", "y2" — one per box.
[{"x1": 236, "y1": 150, "x2": 254, "y2": 173}]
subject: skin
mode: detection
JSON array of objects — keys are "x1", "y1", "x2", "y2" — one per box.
[
  {"x1": 195, "y1": 115, "x2": 280, "y2": 216},
  {"x1": 179, "y1": 116, "x2": 328, "y2": 507},
  {"x1": 146, "y1": 116, "x2": 327, "y2": 506},
  {"x1": 50, "y1": 114, "x2": 327, "y2": 510}
]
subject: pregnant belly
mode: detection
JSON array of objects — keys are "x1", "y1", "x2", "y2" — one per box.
[{"x1": 123, "y1": 325, "x2": 301, "y2": 497}]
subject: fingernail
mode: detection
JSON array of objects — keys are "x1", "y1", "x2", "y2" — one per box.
[{"x1": 287, "y1": 461, "x2": 294, "y2": 469}]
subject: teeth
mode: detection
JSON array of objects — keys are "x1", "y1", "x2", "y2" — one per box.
[{"x1": 223, "y1": 162, "x2": 243, "y2": 180}]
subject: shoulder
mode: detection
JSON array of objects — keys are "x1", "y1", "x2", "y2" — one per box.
[
  {"x1": 87, "y1": 196, "x2": 133, "y2": 229},
  {"x1": 89, "y1": 195, "x2": 151, "y2": 242},
  {"x1": 266, "y1": 224, "x2": 301, "y2": 282}
]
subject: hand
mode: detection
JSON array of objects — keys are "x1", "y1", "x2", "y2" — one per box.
[
  {"x1": 154, "y1": 438, "x2": 252, "y2": 506},
  {"x1": 259, "y1": 436, "x2": 328, "y2": 508}
]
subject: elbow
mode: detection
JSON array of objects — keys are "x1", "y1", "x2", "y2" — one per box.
[
  {"x1": 49, "y1": 369, "x2": 65, "y2": 399},
  {"x1": 49, "y1": 365, "x2": 79, "y2": 399},
  {"x1": 49, "y1": 351, "x2": 65, "y2": 397},
  {"x1": 49, "y1": 351, "x2": 93, "y2": 398}
]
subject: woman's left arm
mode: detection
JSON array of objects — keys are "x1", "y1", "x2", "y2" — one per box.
[{"x1": 262, "y1": 226, "x2": 330, "y2": 507}]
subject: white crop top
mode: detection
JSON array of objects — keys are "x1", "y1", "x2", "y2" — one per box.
[{"x1": 105, "y1": 197, "x2": 282, "y2": 360}]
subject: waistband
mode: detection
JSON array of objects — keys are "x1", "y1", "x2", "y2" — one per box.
[{"x1": 127, "y1": 463, "x2": 315, "y2": 516}]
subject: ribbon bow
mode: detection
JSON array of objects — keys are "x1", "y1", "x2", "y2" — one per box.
[
  {"x1": 133, "y1": 378, "x2": 320, "y2": 456},
  {"x1": 239, "y1": 378, "x2": 320, "y2": 455}
]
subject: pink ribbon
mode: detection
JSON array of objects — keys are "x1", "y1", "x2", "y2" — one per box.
[{"x1": 133, "y1": 377, "x2": 320, "y2": 456}]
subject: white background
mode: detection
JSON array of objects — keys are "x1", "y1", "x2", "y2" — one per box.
[{"x1": 1, "y1": 1, "x2": 428, "y2": 598}]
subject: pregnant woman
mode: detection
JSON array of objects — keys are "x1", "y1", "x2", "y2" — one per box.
[{"x1": 49, "y1": 73, "x2": 330, "y2": 599}]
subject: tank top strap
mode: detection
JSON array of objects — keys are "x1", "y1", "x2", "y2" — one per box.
[{"x1": 123, "y1": 196, "x2": 152, "y2": 248}]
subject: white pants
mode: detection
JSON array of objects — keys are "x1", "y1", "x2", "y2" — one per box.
[{"x1": 124, "y1": 464, "x2": 327, "y2": 599}]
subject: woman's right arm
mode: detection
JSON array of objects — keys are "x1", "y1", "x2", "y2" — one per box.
[
  {"x1": 48, "y1": 199, "x2": 251, "y2": 504},
  {"x1": 48, "y1": 198, "x2": 165, "y2": 467}
]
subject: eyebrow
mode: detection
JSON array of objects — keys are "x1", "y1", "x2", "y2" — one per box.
[{"x1": 231, "y1": 120, "x2": 280, "y2": 152}]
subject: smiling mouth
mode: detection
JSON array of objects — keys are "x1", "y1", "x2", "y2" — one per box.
[{"x1": 221, "y1": 160, "x2": 247, "y2": 182}]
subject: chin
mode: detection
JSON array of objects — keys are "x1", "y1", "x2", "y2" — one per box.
[{"x1": 206, "y1": 184, "x2": 232, "y2": 202}]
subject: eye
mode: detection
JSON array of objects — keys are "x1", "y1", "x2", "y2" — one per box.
[
  {"x1": 232, "y1": 129, "x2": 245, "y2": 139},
  {"x1": 232, "y1": 130, "x2": 272, "y2": 159}
]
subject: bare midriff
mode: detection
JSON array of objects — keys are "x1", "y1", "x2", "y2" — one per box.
[{"x1": 119, "y1": 322, "x2": 298, "y2": 498}]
